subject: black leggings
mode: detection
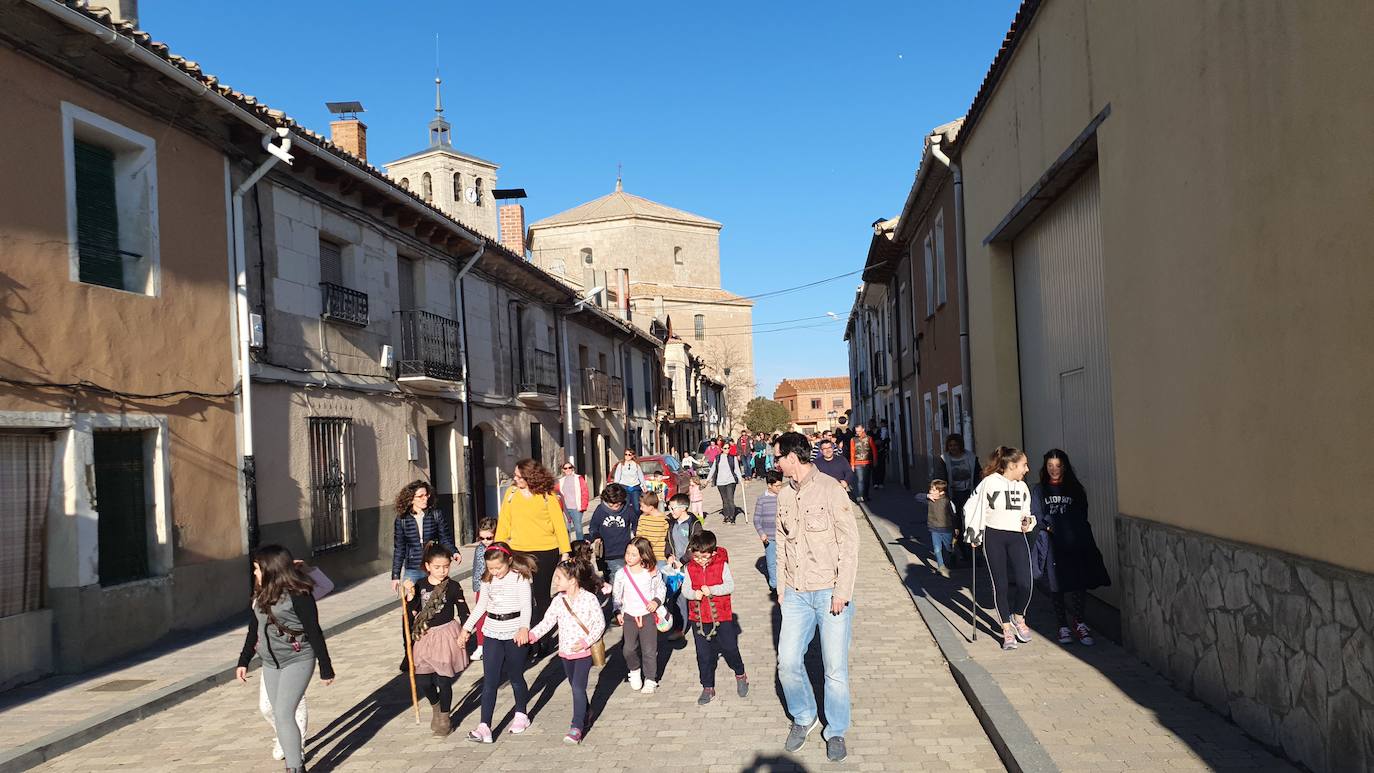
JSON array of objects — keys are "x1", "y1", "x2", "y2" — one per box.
[
  {"x1": 562, "y1": 656, "x2": 593, "y2": 730},
  {"x1": 1052, "y1": 590, "x2": 1087, "y2": 628},
  {"x1": 527, "y1": 548, "x2": 561, "y2": 625},
  {"x1": 480, "y1": 638, "x2": 529, "y2": 726},
  {"x1": 415, "y1": 672, "x2": 454, "y2": 713},
  {"x1": 982, "y1": 528, "x2": 1033, "y2": 624}
]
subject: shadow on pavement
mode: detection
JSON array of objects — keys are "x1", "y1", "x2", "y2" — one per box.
[
  {"x1": 305, "y1": 674, "x2": 410, "y2": 771},
  {"x1": 740, "y1": 752, "x2": 809, "y2": 772}
]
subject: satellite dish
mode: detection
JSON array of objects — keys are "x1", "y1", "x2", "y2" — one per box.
[{"x1": 465, "y1": 187, "x2": 478, "y2": 203}]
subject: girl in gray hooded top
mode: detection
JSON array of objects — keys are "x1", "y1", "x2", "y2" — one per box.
[{"x1": 236, "y1": 545, "x2": 334, "y2": 773}]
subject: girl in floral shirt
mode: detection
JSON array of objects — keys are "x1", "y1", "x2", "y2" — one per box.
[{"x1": 525, "y1": 557, "x2": 606, "y2": 744}]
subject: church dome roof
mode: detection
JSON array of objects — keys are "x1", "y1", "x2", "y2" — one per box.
[{"x1": 529, "y1": 182, "x2": 721, "y2": 229}]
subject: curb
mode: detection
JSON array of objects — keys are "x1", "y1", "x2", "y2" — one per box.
[
  {"x1": 0, "y1": 571, "x2": 467, "y2": 773},
  {"x1": 858, "y1": 502, "x2": 1058, "y2": 773}
]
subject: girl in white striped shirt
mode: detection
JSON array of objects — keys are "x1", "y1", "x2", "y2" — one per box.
[{"x1": 459, "y1": 543, "x2": 535, "y2": 743}]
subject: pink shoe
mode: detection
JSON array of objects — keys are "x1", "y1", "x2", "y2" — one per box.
[
  {"x1": 1013, "y1": 617, "x2": 1032, "y2": 643},
  {"x1": 508, "y1": 712, "x2": 531, "y2": 734},
  {"x1": 466, "y1": 723, "x2": 493, "y2": 744}
]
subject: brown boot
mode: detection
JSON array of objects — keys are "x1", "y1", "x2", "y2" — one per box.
[
  {"x1": 435, "y1": 710, "x2": 452, "y2": 737},
  {"x1": 430, "y1": 703, "x2": 443, "y2": 734}
]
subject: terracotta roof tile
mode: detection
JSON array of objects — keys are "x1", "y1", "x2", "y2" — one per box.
[{"x1": 774, "y1": 377, "x2": 851, "y2": 395}]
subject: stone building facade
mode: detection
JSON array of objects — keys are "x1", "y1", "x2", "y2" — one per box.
[
  {"x1": 526, "y1": 181, "x2": 755, "y2": 428},
  {"x1": 773, "y1": 377, "x2": 851, "y2": 433}
]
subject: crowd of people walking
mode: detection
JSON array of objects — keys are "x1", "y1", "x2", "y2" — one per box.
[{"x1": 238, "y1": 432, "x2": 859, "y2": 771}]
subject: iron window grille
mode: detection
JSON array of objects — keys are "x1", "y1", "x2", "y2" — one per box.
[
  {"x1": 309, "y1": 417, "x2": 356, "y2": 552},
  {"x1": 320, "y1": 282, "x2": 369, "y2": 327},
  {"x1": 519, "y1": 348, "x2": 558, "y2": 396},
  {"x1": 397, "y1": 310, "x2": 461, "y2": 381}
]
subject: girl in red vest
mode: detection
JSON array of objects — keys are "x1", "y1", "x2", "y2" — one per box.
[{"x1": 681, "y1": 531, "x2": 749, "y2": 705}]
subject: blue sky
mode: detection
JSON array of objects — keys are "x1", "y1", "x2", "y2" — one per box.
[{"x1": 141, "y1": 1, "x2": 1019, "y2": 396}]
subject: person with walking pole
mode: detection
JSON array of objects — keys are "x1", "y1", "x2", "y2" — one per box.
[
  {"x1": 773, "y1": 431, "x2": 858, "y2": 763},
  {"x1": 963, "y1": 446, "x2": 1036, "y2": 651}
]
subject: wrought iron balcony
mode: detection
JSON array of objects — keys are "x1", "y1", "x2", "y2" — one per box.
[
  {"x1": 320, "y1": 282, "x2": 368, "y2": 326},
  {"x1": 580, "y1": 368, "x2": 609, "y2": 409},
  {"x1": 396, "y1": 310, "x2": 461, "y2": 389},
  {"x1": 518, "y1": 347, "x2": 558, "y2": 400},
  {"x1": 608, "y1": 375, "x2": 625, "y2": 411}
]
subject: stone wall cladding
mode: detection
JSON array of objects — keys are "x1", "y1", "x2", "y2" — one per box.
[{"x1": 1117, "y1": 514, "x2": 1374, "y2": 773}]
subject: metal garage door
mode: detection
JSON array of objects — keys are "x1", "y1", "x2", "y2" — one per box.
[{"x1": 1013, "y1": 168, "x2": 1120, "y2": 606}]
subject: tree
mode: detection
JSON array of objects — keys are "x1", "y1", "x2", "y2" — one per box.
[
  {"x1": 743, "y1": 397, "x2": 793, "y2": 434},
  {"x1": 697, "y1": 338, "x2": 756, "y2": 432}
]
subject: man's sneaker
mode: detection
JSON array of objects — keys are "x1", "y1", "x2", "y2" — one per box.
[
  {"x1": 508, "y1": 712, "x2": 531, "y2": 734},
  {"x1": 783, "y1": 718, "x2": 820, "y2": 753},
  {"x1": 641, "y1": 679, "x2": 658, "y2": 695},
  {"x1": 827, "y1": 736, "x2": 848, "y2": 762},
  {"x1": 698, "y1": 687, "x2": 716, "y2": 705},
  {"x1": 628, "y1": 669, "x2": 643, "y2": 691},
  {"x1": 1074, "y1": 622, "x2": 1095, "y2": 646},
  {"x1": 467, "y1": 723, "x2": 493, "y2": 744},
  {"x1": 471, "y1": 645, "x2": 483, "y2": 662},
  {"x1": 563, "y1": 727, "x2": 583, "y2": 745},
  {"x1": 1002, "y1": 628, "x2": 1019, "y2": 651},
  {"x1": 1057, "y1": 626, "x2": 1073, "y2": 644},
  {"x1": 736, "y1": 674, "x2": 749, "y2": 698},
  {"x1": 939, "y1": 565, "x2": 951, "y2": 578},
  {"x1": 1013, "y1": 617, "x2": 1033, "y2": 643}
]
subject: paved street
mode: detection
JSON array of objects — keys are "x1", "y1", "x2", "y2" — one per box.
[
  {"x1": 862, "y1": 486, "x2": 1296, "y2": 773},
  {"x1": 26, "y1": 483, "x2": 1004, "y2": 772}
]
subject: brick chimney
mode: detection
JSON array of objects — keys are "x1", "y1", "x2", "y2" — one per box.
[
  {"x1": 90, "y1": 0, "x2": 138, "y2": 26},
  {"x1": 498, "y1": 204, "x2": 526, "y2": 257},
  {"x1": 329, "y1": 118, "x2": 367, "y2": 163}
]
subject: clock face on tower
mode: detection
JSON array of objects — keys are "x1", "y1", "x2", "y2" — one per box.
[{"x1": 465, "y1": 187, "x2": 478, "y2": 203}]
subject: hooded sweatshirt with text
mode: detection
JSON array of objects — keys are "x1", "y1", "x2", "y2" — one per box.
[{"x1": 962, "y1": 472, "x2": 1035, "y2": 543}]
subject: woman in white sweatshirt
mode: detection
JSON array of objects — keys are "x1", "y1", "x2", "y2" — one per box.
[{"x1": 963, "y1": 446, "x2": 1037, "y2": 651}]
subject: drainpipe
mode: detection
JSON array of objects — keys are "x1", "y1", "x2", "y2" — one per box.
[
  {"x1": 454, "y1": 241, "x2": 485, "y2": 540},
  {"x1": 558, "y1": 310, "x2": 576, "y2": 466},
  {"x1": 231, "y1": 129, "x2": 293, "y2": 551},
  {"x1": 930, "y1": 137, "x2": 975, "y2": 455}
]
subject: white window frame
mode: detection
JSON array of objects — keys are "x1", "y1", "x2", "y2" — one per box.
[
  {"x1": 61, "y1": 102, "x2": 161, "y2": 296},
  {"x1": 951, "y1": 385, "x2": 969, "y2": 448},
  {"x1": 922, "y1": 392, "x2": 934, "y2": 466},
  {"x1": 897, "y1": 281, "x2": 908, "y2": 355},
  {"x1": 934, "y1": 210, "x2": 948, "y2": 307},
  {"x1": 923, "y1": 234, "x2": 935, "y2": 318},
  {"x1": 936, "y1": 384, "x2": 951, "y2": 452}
]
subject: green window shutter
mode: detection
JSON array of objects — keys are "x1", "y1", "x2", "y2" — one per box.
[
  {"x1": 93, "y1": 431, "x2": 150, "y2": 586},
  {"x1": 73, "y1": 140, "x2": 124, "y2": 289}
]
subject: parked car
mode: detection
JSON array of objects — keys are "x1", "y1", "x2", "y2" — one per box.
[{"x1": 609, "y1": 454, "x2": 692, "y2": 502}]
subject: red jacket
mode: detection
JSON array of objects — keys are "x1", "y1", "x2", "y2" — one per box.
[
  {"x1": 557, "y1": 474, "x2": 590, "y2": 511},
  {"x1": 685, "y1": 547, "x2": 733, "y2": 623}
]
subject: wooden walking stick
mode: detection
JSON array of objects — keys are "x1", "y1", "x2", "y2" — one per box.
[{"x1": 398, "y1": 586, "x2": 421, "y2": 724}]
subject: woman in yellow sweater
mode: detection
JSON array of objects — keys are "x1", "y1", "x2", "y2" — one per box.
[{"x1": 496, "y1": 458, "x2": 571, "y2": 647}]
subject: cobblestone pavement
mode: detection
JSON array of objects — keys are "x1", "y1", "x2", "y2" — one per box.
[
  {"x1": 862, "y1": 485, "x2": 1296, "y2": 773},
  {"x1": 29, "y1": 482, "x2": 1004, "y2": 772},
  {"x1": 0, "y1": 573, "x2": 397, "y2": 754}
]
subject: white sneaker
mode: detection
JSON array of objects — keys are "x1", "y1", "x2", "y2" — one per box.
[
  {"x1": 641, "y1": 679, "x2": 658, "y2": 695},
  {"x1": 1057, "y1": 626, "x2": 1073, "y2": 644},
  {"x1": 271, "y1": 740, "x2": 284, "y2": 761},
  {"x1": 628, "y1": 669, "x2": 643, "y2": 691},
  {"x1": 472, "y1": 645, "x2": 483, "y2": 662},
  {"x1": 1074, "y1": 622, "x2": 1095, "y2": 646}
]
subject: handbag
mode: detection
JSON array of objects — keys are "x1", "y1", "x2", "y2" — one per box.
[
  {"x1": 306, "y1": 565, "x2": 334, "y2": 600},
  {"x1": 561, "y1": 595, "x2": 607, "y2": 667},
  {"x1": 625, "y1": 567, "x2": 673, "y2": 632}
]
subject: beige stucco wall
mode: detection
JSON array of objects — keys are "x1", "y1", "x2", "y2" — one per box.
[
  {"x1": 958, "y1": 0, "x2": 1374, "y2": 573},
  {"x1": 0, "y1": 47, "x2": 243, "y2": 670}
]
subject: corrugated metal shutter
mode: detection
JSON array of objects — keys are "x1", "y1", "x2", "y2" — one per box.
[
  {"x1": 1013, "y1": 169, "x2": 1120, "y2": 606},
  {"x1": 320, "y1": 239, "x2": 343, "y2": 285},
  {"x1": 74, "y1": 140, "x2": 124, "y2": 289}
]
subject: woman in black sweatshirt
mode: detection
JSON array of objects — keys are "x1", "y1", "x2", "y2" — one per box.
[
  {"x1": 1031, "y1": 449, "x2": 1111, "y2": 646},
  {"x1": 236, "y1": 545, "x2": 334, "y2": 773}
]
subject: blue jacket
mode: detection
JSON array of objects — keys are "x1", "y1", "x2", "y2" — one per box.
[
  {"x1": 815, "y1": 455, "x2": 855, "y2": 487},
  {"x1": 391, "y1": 509, "x2": 459, "y2": 580}
]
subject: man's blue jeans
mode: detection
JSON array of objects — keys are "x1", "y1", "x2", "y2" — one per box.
[
  {"x1": 853, "y1": 465, "x2": 871, "y2": 499},
  {"x1": 778, "y1": 586, "x2": 853, "y2": 740},
  {"x1": 764, "y1": 539, "x2": 778, "y2": 590}
]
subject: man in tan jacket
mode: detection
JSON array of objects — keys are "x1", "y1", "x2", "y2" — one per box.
[{"x1": 773, "y1": 431, "x2": 858, "y2": 763}]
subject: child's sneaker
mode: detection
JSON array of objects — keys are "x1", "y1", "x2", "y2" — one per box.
[
  {"x1": 1057, "y1": 626, "x2": 1073, "y2": 644},
  {"x1": 628, "y1": 669, "x2": 643, "y2": 691},
  {"x1": 271, "y1": 740, "x2": 285, "y2": 761},
  {"x1": 508, "y1": 712, "x2": 531, "y2": 734},
  {"x1": 471, "y1": 645, "x2": 483, "y2": 662},
  {"x1": 563, "y1": 727, "x2": 583, "y2": 745},
  {"x1": 736, "y1": 674, "x2": 750, "y2": 697},
  {"x1": 1074, "y1": 622, "x2": 1095, "y2": 646},
  {"x1": 697, "y1": 687, "x2": 715, "y2": 705},
  {"x1": 467, "y1": 723, "x2": 493, "y2": 744},
  {"x1": 1013, "y1": 617, "x2": 1033, "y2": 643},
  {"x1": 1001, "y1": 628, "x2": 1018, "y2": 651},
  {"x1": 641, "y1": 679, "x2": 658, "y2": 695},
  {"x1": 939, "y1": 565, "x2": 951, "y2": 578}
]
